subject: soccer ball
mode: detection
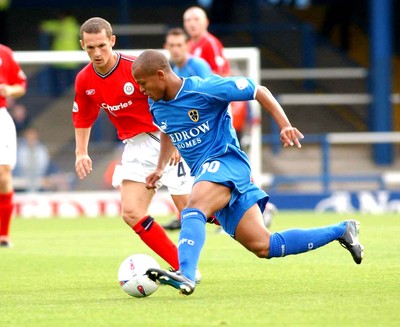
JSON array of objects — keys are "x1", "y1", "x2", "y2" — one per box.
[{"x1": 118, "y1": 254, "x2": 160, "y2": 298}]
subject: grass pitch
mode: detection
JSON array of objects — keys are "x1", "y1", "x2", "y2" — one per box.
[{"x1": 1, "y1": 212, "x2": 399, "y2": 327}]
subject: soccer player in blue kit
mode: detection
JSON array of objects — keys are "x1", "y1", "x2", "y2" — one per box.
[{"x1": 131, "y1": 49, "x2": 365, "y2": 296}]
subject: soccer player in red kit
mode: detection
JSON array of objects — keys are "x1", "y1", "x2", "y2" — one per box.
[
  {"x1": 183, "y1": 6, "x2": 230, "y2": 76},
  {"x1": 72, "y1": 17, "x2": 193, "y2": 271},
  {"x1": 0, "y1": 44, "x2": 27, "y2": 247}
]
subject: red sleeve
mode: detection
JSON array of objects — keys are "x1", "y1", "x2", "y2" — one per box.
[
  {"x1": 1, "y1": 45, "x2": 27, "y2": 87},
  {"x1": 72, "y1": 68, "x2": 100, "y2": 128}
]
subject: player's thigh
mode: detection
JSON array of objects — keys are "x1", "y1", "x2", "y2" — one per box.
[
  {"x1": 235, "y1": 204, "x2": 271, "y2": 257},
  {"x1": 120, "y1": 180, "x2": 155, "y2": 218},
  {"x1": 187, "y1": 181, "x2": 231, "y2": 218},
  {"x1": 0, "y1": 165, "x2": 12, "y2": 192}
]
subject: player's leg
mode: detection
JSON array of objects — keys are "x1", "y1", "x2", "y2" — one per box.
[
  {"x1": 235, "y1": 205, "x2": 364, "y2": 264},
  {"x1": 161, "y1": 160, "x2": 192, "y2": 231},
  {"x1": 0, "y1": 165, "x2": 14, "y2": 247},
  {"x1": 0, "y1": 110, "x2": 16, "y2": 247},
  {"x1": 120, "y1": 180, "x2": 179, "y2": 270},
  {"x1": 234, "y1": 204, "x2": 271, "y2": 257},
  {"x1": 147, "y1": 181, "x2": 230, "y2": 294}
]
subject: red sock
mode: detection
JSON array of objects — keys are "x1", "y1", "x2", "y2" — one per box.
[
  {"x1": 0, "y1": 192, "x2": 14, "y2": 238},
  {"x1": 133, "y1": 216, "x2": 179, "y2": 270}
]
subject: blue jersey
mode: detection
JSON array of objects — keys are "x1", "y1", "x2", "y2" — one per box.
[
  {"x1": 149, "y1": 74, "x2": 257, "y2": 176},
  {"x1": 172, "y1": 56, "x2": 212, "y2": 79},
  {"x1": 149, "y1": 74, "x2": 267, "y2": 237}
]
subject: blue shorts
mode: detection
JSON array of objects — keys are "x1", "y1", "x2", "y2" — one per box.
[{"x1": 194, "y1": 147, "x2": 269, "y2": 238}]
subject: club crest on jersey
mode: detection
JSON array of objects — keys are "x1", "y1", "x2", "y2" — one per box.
[
  {"x1": 124, "y1": 82, "x2": 134, "y2": 95},
  {"x1": 188, "y1": 110, "x2": 199, "y2": 122}
]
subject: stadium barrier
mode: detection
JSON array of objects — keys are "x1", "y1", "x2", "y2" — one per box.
[{"x1": 263, "y1": 131, "x2": 400, "y2": 192}]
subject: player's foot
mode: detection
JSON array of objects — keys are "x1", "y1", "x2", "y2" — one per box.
[
  {"x1": 146, "y1": 268, "x2": 195, "y2": 295},
  {"x1": 338, "y1": 220, "x2": 364, "y2": 264},
  {"x1": 162, "y1": 218, "x2": 181, "y2": 230}
]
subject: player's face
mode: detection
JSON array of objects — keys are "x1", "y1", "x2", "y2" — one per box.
[
  {"x1": 132, "y1": 69, "x2": 166, "y2": 102},
  {"x1": 165, "y1": 35, "x2": 187, "y2": 66},
  {"x1": 183, "y1": 9, "x2": 208, "y2": 38},
  {"x1": 80, "y1": 30, "x2": 116, "y2": 73}
]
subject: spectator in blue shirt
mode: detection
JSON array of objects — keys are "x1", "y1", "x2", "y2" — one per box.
[{"x1": 165, "y1": 27, "x2": 212, "y2": 79}]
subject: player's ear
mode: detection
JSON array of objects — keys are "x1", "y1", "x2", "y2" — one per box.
[
  {"x1": 110, "y1": 35, "x2": 116, "y2": 47},
  {"x1": 157, "y1": 70, "x2": 166, "y2": 80},
  {"x1": 80, "y1": 40, "x2": 84, "y2": 50}
]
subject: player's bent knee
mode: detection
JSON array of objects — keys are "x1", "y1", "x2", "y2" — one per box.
[
  {"x1": 249, "y1": 243, "x2": 270, "y2": 258},
  {"x1": 121, "y1": 210, "x2": 142, "y2": 227}
]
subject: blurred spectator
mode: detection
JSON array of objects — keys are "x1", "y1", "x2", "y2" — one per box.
[
  {"x1": 0, "y1": 0, "x2": 12, "y2": 44},
  {"x1": 39, "y1": 10, "x2": 80, "y2": 96},
  {"x1": 183, "y1": 6, "x2": 231, "y2": 76},
  {"x1": 14, "y1": 127, "x2": 75, "y2": 192},
  {"x1": 9, "y1": 103, "x2": 30, "y2": 135},
  {"x1": 14, "y1": 127, "x2": 50, "y2": 192},
  {"x1": 164, "y1": 27, "x2": 212, "y2": 78}
]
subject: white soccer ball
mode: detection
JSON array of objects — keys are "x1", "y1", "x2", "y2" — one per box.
[{"x1": 118, "y1": 254, "x2": 160, "y2": 298}]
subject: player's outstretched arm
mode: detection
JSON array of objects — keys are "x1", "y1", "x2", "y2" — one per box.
[
  {"x1": 255, "y1": 85, "x2": 304, "y2": 148},
  {"x1": 75, "y1": 128, "x2": 93, "y2": 179}
]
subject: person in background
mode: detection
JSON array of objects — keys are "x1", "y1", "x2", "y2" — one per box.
[
  {"x1": 40, "y1": 10, "x2": 80, "y2": 96},
  {"x1": 165, "y1": 27, "x2": 212, "y2": 79},
  {"x1": 9, "y1": 103, "x2": 31, "y2": 135},
  {"x1": 0, "y1": 43, "x2": 27, "y2": 247},
  {"x1": 162, "y1": 27, "x2": 212, "y2": 231},
  {"x1": 14, "y1": 127, "x2": 50, "y2": 192},
  {"x1": 183, "y1": 6, "x2": 230, "y2": 76},
  {"x1": 131, "y1": 49, "x2": 364, "y2": 296}
]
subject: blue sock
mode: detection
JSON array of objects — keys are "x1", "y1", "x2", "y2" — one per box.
[
  {"x1": 178, "y1": 208, "x2": 206, "y2": 282},
  {"x1": 268, "y1": 221, "x2": 347, "y2": 258}
]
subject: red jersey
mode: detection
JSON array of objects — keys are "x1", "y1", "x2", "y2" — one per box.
[
  {"x1": 0, "y1": 44, "x2": 27, "y2": 108},
  {"x1": 72, "y1": 53, "x2": 157, "y2": 140},
  {"x1": 187, "y1": 32, "x2": 230, "y2": 76}
]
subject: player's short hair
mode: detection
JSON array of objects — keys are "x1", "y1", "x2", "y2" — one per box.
[
  {"x1": 133, "y1": 49, "x2": 172, "y2": 76},
  {"x1": 166, "y1": 27, "x2": 188, "y2": 42},
  {"x1": 80, "y1": 17, "x2": 113, "y2": 39}
]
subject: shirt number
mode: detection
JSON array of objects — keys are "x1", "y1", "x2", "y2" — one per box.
[
  {"x1": 177, "y1": 162, "x2": 186, "y2": 177},
  {"x1": 200, "y1": 161, "x2": 220, "y2": 176}
]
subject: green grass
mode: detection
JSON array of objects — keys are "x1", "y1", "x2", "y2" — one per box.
[{"x1": 1, "y1": 212, "x2": 399, "y2": 327}]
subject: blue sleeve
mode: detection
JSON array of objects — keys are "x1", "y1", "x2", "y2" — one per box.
[
  {"x1": 192, "y1": 58, "x2": 212, "y2": 79},
  {"x1": 199, "y1": 75, "x2": 257, "y2": 102}
]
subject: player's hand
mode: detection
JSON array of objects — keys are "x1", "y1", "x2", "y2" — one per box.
[
  {"x1": 0, "y1": 84, "x2": 8, "y2": 97},
  {"x1": 169, "y1": 149, "x2": 181, "y2": 166},
  {"x1": 280, "y1": 126, "x2": 304, "y2": 148},
  {"x1": 75, "y1": 154, "x2": 92, "y2": 179},
  {"x1": 146, "y1": 169, "x2": 163, "y2": 189}
]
